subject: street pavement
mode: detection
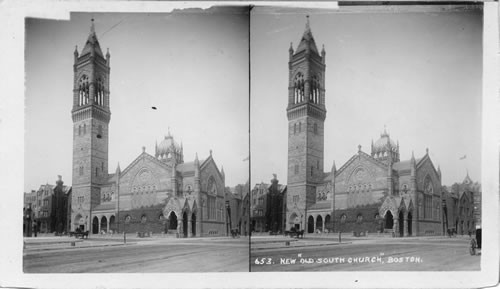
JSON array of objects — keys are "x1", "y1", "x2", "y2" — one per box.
[
  {"x1": 251, "y1": 235, "x2": 480, "y2": 271},
  {"x1": 23, "y1": 236, "x2": 249, "y2": 273}
]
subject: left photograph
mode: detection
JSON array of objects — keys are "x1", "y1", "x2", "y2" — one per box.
[{"x1": 23, "y1": 8, "x2": 250, "y2": 273}]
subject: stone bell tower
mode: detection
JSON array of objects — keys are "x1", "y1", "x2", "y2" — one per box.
[
  {"x1": 286, "y1": 16, "x2": 326, "y2": 230},
  {"x1": 71, "y1": 19, "x2": 111, "y2": 231}
]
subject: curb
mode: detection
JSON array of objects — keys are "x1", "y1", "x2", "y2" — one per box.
[
  {"x1": 24, "y1": 242, "x2": 137, "y2": 253},
  {"x1": 251, "y1": 242, "x2": 352, "y2": 251}
]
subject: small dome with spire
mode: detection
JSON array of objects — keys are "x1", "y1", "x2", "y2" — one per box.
[
  {"x1": 371, "y1": 127, "x2": 400, "y2": 164},
  {"x1": 373, "y1": 129, "x2": 397, "y2": 153},
  {"x1": 155, "y1": 129, "x2": 183, "y2": 164}
]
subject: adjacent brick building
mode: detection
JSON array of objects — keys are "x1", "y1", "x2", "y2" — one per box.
[
  {"x1": 23, "y1": 176, "x2": 71, "y2": 235},
  {"x1": 442, "y1": 174, "x2": 481, "y2": 235},
  {"x1": 250, "y1": 175, "x2": 286, "y2": 233},
  {"x1": 285, "y1": 17, "x2": 443, "y2": 237}
]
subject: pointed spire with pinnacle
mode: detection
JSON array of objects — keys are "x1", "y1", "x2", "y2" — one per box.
[
  {"x1": 294, "y1": 15, "x2": 319, "y2": 55},
  {"x1": 321, "y1": 44, "x2": 326, "y2": 63},
  {"x1": 305, "y1": 15, "x2": 311, "y2": 33},
  {"x1": 194, "y1": 153, "x2": 200, "y2": 178},
  {"x1": 90, "y1": 18, "x2": 95, "y2": 34},
  {"x1": 116, "y1": 162, "x2": 121, "y2": 175},
  {"x1": 106, "y1": 48, "x2": 110, "y2": 65},
  {"x1": 331, "y1": 161, "x2": 336, "y2": 174},
  {"x1": 74, "y1": 45, "x2": 79, "y2": 63},
  {"x1": 221, "y1": 166, "x2": 225, "y2": 181},
  {"x1": 80, "y1": 18, "x2": 104, "y2": 58}
]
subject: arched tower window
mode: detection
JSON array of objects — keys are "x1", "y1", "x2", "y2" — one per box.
[
  {"x1": 311, "y1": 75, "x2": 320, "y2": 104},
  {"x1": 96, "y1": 77, "x2": 104, "y2": 106},
  {"x1": 313, "y1": 123, "x2": 318, "y2": 134},
  {"x1": 293, "y1": 73, "x2": 305, "y2": 104},
  {"x1": 78, "y1": 75, "x2": 89, "y2": 106}
]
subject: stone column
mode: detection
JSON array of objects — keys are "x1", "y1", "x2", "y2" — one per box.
[
  {"x1": 393, "y1": 217, "x2": 398, "y2": 237},
  {"x1": 107, "y1": 217, "x2": 110, "y2": 233},
  {"x1": 187, "y1": 215, "x2": 192, "y2": 238},
  {"x1": 196, "y1": 215, "x2": 201, "y2": 237},
  {"x1": 312, "y1": 216, "x2": 316, "y2": 233},
  {"x1": 98, "y1": 217, "x2": 101, "y2": 234},
  {"x1": 177, "y1": 219, "x2": 182, "y2": 238},
  {"x1": 322, "y1": 216, "x2": 325, "y2": 233}
]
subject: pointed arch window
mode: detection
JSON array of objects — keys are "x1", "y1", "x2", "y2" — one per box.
[
  {"x1": 78, "y1": 125, "x2": 81, "y2": 136},
  {"x1": 293, "y1": 123, "x2": 297, "y2": 135},
  {"x1": 310, "y1": 75, "x2": 321, "y2": 104},
  {"x1": 78, "y1": 75, "x2": 89, "y2": 106},
  {"x1": 293, "y1": 73, "x2": 305, "y2": 104},
  {"x1": 313, "y1": 123, "x2": 318, "y2": 134},
  {"x1": 96, "y1": 77, "x2": 105, "y2": 106}
]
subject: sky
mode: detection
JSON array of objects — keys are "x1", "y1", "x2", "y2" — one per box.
[
  {"x1": 250, "y1": 5, "x2": 483, "y2": 187},
  {"x1": 24, "y1": 8, "x2": 249, "y2": 192}
]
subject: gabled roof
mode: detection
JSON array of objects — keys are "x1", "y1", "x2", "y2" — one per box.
[
  {"x1": 415, "y1": 153, "x2": 440, "y2": 178},
  {"x1": 336, "y1": 150, "x2": 388, "y2": 177},
  {"x1": 199, "y1": 154, "x2": 225, "y2": 181},
  {"x1": 121, "y1": 151, "x2": 173, "y2": 177}
]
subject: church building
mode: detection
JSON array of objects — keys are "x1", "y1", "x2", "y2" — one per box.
[
  {"x1": 70, "y1": 20, "x2": 227, "y2": 237},
  {"x1": 285, "y1": 17, "x2": 443, "y2": 237}
]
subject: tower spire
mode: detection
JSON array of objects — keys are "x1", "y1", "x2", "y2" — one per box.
[
  {"x1": 305, "y1": 15, "x2": 310, "y2": 33},
  {"x1": 90, "y1": 18, "x2": 95, "y2": 35}
]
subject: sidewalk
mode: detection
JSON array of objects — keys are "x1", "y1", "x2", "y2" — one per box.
[{"x1": 24, "y1": 234, "x2": 248, "y2": 253}]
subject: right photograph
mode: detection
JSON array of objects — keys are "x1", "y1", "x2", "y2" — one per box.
[{"x1": 250, "y1": 4, "x2": 483, "y2": 271}]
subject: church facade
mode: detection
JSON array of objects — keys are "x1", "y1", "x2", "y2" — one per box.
[
  {"x1": 70, "y1": 20, "x2": 227, "y2": 237},
  {"x1": 285, "y1": 18, "x2": 443, "y2": 237}
]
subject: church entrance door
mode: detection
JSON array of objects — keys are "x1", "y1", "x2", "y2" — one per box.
[
  {"x1": 182, "y1": 212, "x2": 188, "y2": 238},
  {"x1": 398, "y1": 211, "x2": 404, "y2": 237},
  {"x1": 168, "y1": 211, "x2": 178, "y2": 231},
  {"x1": 385, "y1": 211, "x2": 394, "y2": 230},
  {"x1": 92, "y1": 216, "x2": 99, "y2": 234},
  {"x1": 101, "y1": 216, "x2": 108, "y2": 233},
  {"x1": 307, "y1": 216, "x2": 314, "y2": 233},
  {"x1": 191, "y1": 213, "x2": 196, "y2": 236},
  {"x1": 316, "y1": 215, "x2": 323, "y2": 233}
]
